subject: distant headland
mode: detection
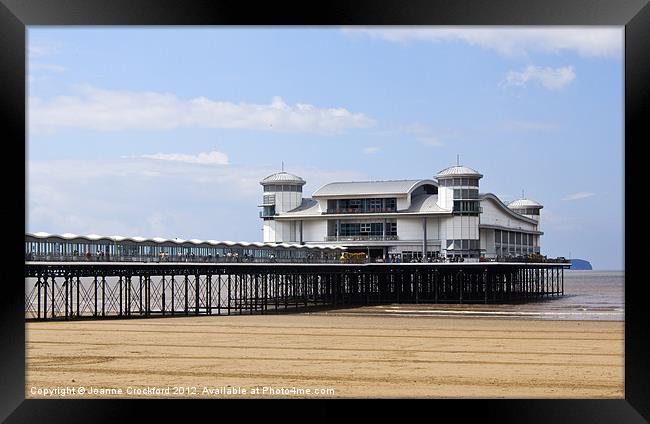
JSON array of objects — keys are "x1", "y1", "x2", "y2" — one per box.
[{"x1": 570, "y1": 259, "x2": 593, "y2": 270}]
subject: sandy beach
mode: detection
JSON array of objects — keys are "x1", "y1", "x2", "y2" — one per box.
[{"x1": 25, "y1": 307, "x2": 624, "y2": 399}]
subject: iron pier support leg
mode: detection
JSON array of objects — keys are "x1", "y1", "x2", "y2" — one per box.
[
  {"x1": 93, "y1": 275, "x2": 98, "y2": 317},
  {"x1": 119, "y1": 275, "x2": 123, "y2": 317},
  {"x1": 195, "y1": 274, "x2": 200, "y2": 315},
  {"x1": 76, "y1": 275, "x2": 81, "y2": 318},
  {"x1": 207, "y1": 274, "x2": 212, "y2": 316},
  {"x1": 228, "y1": 274, "x2": 232, "y2": 316},
  {"x1": 171, "y1": 275, "x2": 175, "y2": 316},
  {"x1": 161, "y1": 275, "x2": 166, "y2": 316},
  {"x1": 101, "y1": 275, "x2": 106, "y2": 317},
  {"x1": 51, "y1": 276, "x2": 56, "y2": 319},
  {"x1": 184, "y1": 275, "x2": 189, "y2": 315},
  {"x1": 37, "y1": 275, "x2": 42, "y2": 320},
  {"x1": 64, "y1": 275, "x2": 69, "y2": 319},
  {"x1": 43, "y1": 275, "x2": 48, "y2": 320},
  {"x1": 138, "y1": 275, "x2": 143, "y2": 315}
]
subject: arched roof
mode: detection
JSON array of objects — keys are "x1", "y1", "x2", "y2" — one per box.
[
  {"x1": 508, "y1": 199, "x2": 543, "y2": 209},
  {"x1": 436, "y1": 165, "x2": 483, "y2": 179},
  {"x1": 260, "y1": 172, "x2": 306, "y2": 185},
  {"x1": 312, "y1": 179, "x2": 437, "y2": 197}
]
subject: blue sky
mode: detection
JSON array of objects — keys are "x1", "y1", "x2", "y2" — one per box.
[{"x1": 27, "y1": 27, "x2": 624, "y2": 270}]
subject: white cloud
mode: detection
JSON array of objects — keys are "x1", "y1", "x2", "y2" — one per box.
[
  {"x1": 503, "y1": 65, "x2": 576, "y2": 90},
  {"x1": 138, "y1": 150, "x2": 229, "y2": 165},
  {"x1": 363, "y1": 147, "x2": 380, "y2": 154},
  {"x1": 342, "y1": 27, "x2": 622, "y2": 58},
  {"x1": 29, "y1": 85, "x2": 376, "y2": 134},
  {"x1": 563, "y1": 192, "x2": 595, "y2": 201}
]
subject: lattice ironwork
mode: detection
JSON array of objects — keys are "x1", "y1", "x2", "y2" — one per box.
[{"x1": 24, "y1": 263, "x2": 567, "y2": 321}]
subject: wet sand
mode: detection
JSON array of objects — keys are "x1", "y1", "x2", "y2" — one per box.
[{"x1": 26, "y1": 308, "x2": 624, "y2": 398}]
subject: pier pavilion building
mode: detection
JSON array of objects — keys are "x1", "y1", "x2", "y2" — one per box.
[{"x1": 260, "y1": 164, "x2": 543, "y2": 261}]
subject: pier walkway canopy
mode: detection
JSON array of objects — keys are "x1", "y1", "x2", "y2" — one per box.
[{"x1": 25, "y1": 232, "x2": 345, "y2": 263}]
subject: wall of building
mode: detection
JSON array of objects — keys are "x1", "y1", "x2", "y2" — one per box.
[
  {"x1": 396, "y1": 217, "x2": 442, "y2": 241},
  {"x1": 439, "y1": 215, "x2": 480, "y2": 241},
  {"x1": 480, "y1": 228, "x2": 496, "y2": 256},
  {"x1": 302, "y1": 220, "x2": 327, "y2": 243},
  {"x1": 395, "y1": 195, "x2": 409, "y2": 211},
  {"x1": 480, "y1": 198, "x2": 538, "y2": 232},
  {"x1": 436, "y1": 185, "x2": 454, "y2": 210},
  {"x1": 263, "y1": 220, "x2": 298, "y2": 243},
  {"x1": 271, "y1": 190, "x2": 302, "y2": 214}
]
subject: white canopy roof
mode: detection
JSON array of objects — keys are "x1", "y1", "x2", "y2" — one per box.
[{"x1": 25, "y1": 232, "x2": 344, "y2": 250}]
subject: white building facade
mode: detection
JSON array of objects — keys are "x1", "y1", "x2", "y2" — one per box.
[{"x1": 260, "y1": 165, "x2": 543, "y2": 261}]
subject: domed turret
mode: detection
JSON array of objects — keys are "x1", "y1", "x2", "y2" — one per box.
[
  {"x1": 260, "y1": 171, "x2": 306, "y2": 216},
  {"x1": 435, "y1": 165, "x2": 483, "y2": 179},
  {"x1": 260, "y1": 171, "x2": 306, "y2": 186},
  {"x1": 508, "y1": 198, "x2": 543, "y2": 222},
  {"x1": 435, "y1": 164, "x2": 483, "y2": 211}
]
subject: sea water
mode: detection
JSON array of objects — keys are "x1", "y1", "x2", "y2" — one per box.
[{"x1": 379, "y1": 270, "x2": 624, "y2": 321}]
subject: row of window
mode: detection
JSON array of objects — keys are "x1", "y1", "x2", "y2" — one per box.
[
  {"x1": 453, "y1": 200, "x2": 481, "y2": 214},
  {"x1": 446, "y1": 239, "x2": 480, "y2": 250},
  {"x1": 494, "y1": 229, "x2": 535, "y2": 246},
  {"x1": 263, "y1": 184, "x2": 303, "y2": 192},
  {"x1": 327, "y1": 198, "x2": 397, "y2": 213},
  {"x1": 335, "y1": 221, "x2": 398, "y2": 237},
  {"x1": 439, "y1": 178, "x2": 479, "y2": 187},
  {"x1": 514, "y1": 208, "x2": 540, "y2": 215},
  {"x1": 262, "y1": 194, "x2": 275, "y2": 205},
  {"x1": 453, "y1": 189, "x2": 479, "y2": 200}
]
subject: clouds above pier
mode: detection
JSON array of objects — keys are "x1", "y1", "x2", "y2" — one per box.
[
  {"x1": 342, "y1": 27, "x2": 622, "y2": 58},
  {"x1": 502, "y1": 65, "x2": 576, "y2": 90},
  {"x1": 29, "y1": 85, "x2": 376, "y2": 135},
  {"x1": 136, "y1": 150, "x2": 230, "y2": 166},
  {"x1": 563, "y1": 192, "x2": 596, "y2": 201}
]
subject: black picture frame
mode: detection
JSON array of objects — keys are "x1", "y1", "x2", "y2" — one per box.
[{"x1": 1, "y1": 0, "x2": 647, "y2": 422}]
